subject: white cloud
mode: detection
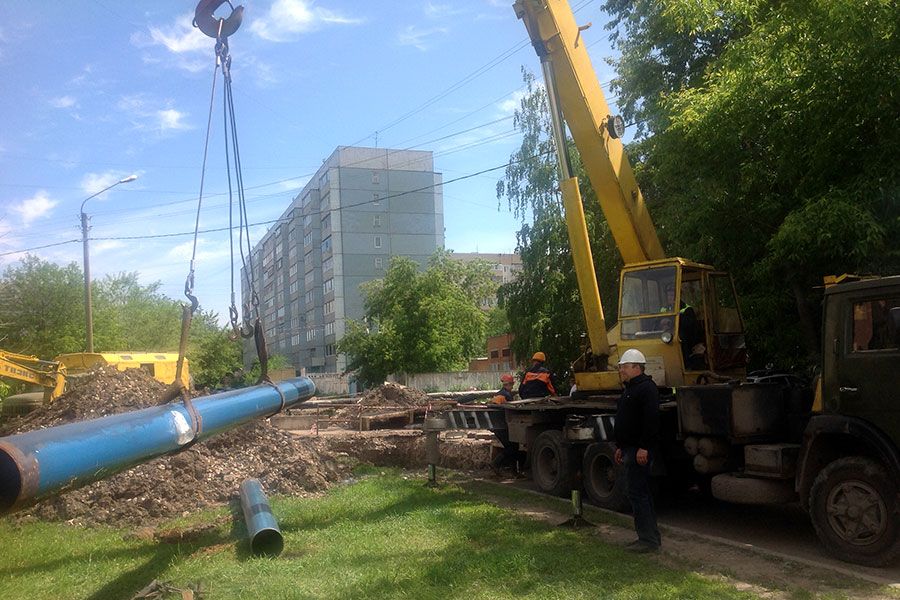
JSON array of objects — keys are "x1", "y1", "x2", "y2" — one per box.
[
  {"x1": 50, "y1": 96, "x2": 77, "y2": 109},
  {"x1": 80, "y1": 171, "x2": 140, "y2": 199},
  {"x1": 92, "y1": 240, "x2": 126, "y2": 253},
  {"x1": 250, "y1": 0, "x2": 363, "y2": 42},
  {"x1": 130, "y1": 13, "x2": 214, "y2": 73},
  {"x1": 167, "y1": 238, "x2": 231, "y2": 263},
  {"x1": 157, "y1": 108, "x2": 190, "y2": 131},
  {"x1": 132, "y1": 13, "x2": 209, "y2": 54},
  {"x1": 117, "y1": 94, "x2": 192, "y2": 133},
  {"x1": 397, "y1": 25, "x2": 449, "y2": 51},
  {"x1": 11, "y1": 191, "x2": 58, "y2": 225},
  {"x1": 498, "y1": 88, "x2": 530, "y2": 115},
  {"x1": 424, "y1": 3, "x2": 465, "y2": 18}
]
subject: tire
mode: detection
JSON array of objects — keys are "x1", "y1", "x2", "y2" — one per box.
[
  {"x1": 530, "y1": 430, "x2": 576, "y2": 497},
  {"x1": 809, "y1": 456, "x2": 900, "y2": 567},
  {"x1": 582, "y1": 442, "x2": 630, "y2": 512},
  {"x1": 711, "y1": 472, "x2": 796, "y2": 504}
]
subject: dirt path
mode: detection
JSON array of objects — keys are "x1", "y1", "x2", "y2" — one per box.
[{"x1": 461, "y1": 477, "x2": 900, "y2": 600}]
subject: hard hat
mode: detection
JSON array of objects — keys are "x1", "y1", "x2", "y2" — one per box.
[
  {"x1": 531, "y1": 351, "x2": 546, "y2": 362},
  {"x1": 618, "y1": 349, "x2": 646, "y2": 364},
  {"x1": 500, "y1": 374, "x2": 515, "y2": 384}
]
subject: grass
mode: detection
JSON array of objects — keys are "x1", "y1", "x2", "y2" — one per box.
[{"x1": 1, "y1": 468, "x2": 763, "y2": 600}]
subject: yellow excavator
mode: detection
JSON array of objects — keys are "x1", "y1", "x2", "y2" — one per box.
[
  {"x1": 515, "y1": 0, "x2": 747, "y2": 393},
  {"x1": 0, "y1": 350, "x2": 68, "y2": 419}
]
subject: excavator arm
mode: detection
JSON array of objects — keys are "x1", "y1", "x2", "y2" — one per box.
[{"x1": 0, "y1": 350, "x2": 67, "y2": 401}]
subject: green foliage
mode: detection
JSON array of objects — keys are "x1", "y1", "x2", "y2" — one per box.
[
  {"x1": 241, "y1": 353, "x2": 290, "y2": 387},
  {"x1": 484, "y1": 307, "x2": 510, "y2": 337},
  {"x1": 497, "y1": 71, "x2": 621, "y2": 377},
  {"x1": 339, "y1": 251, "x2": 494, "y2": 387},
  {"x1": 191, "y1": 327, "x2": 242, "y2": 388},
  {"x1": 604, "y1": 0, "x2": 900, "y2": 366},
  {"x1": 0, "y1": 255, "x2": 238, "y2": 386},
  {"x1": 0, "y1": 255, "x2": 85, "y2": 357}
]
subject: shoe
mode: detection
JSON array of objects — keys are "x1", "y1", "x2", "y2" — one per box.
[{"x1": 626, "y1": 540, "x2": 659, "y2": 554}]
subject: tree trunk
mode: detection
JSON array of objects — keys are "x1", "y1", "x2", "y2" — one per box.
[{"x1": 789, "y1": 274, "x2": 820, "y2": 361}]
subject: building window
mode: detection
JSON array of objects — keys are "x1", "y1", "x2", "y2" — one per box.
[
  {"x1": 289, "y1": 263, "x2": 298, "y2": 277},
  {"x1": 373, "y1": 192, "x2": 381, "y2": 206},
  {"x1": 322, "y1": 256, "x2": 333, "y2": 273},
  {"x1": 277, "y1": 306, "x2": 285, "y2": 318},
  {"x1": 292, "y1": 334, "x2": 300, "y2": 346},
  {"x1": 324, "y1": 300, "x2": 334, "y2": 315},
  {"x1": 306, "y1": 328, "x2": 318, "y2": 341},
  {"x1": 321, "y1": 236, "x2": 332, "y2": 253},
  {"x1": 318, "y1": 170, "x2": 329, "y2": 189},
  {"x1": 289, "y1": 281, "x2": 299, "y2": 294},
  {"x1": 374, "y1": 257, "x2": 383, "y2": 269},
  {"x1": 303, "y1": 231, "x2": 312, "y2": 247},
  {"x1": 374, "y1": 236, "x2": 382, "y2": 249},
  {"x1": 501, "y1": 348, "x2": 511, "y2": 357},
  {"x1": 305, "y1": 290, "x2": 314, "y2": 304},
  {"x1": 276, "y1": 257, "x2": 283, "y2": 270},
  {"x1": 323, "y1": 278, "x2": 334, "y2": 294},
  {"x1": 371, "y1": 171, "x2": 380, "y2": 184},
  {"x1": 325, "y1": 322, "x2": 335, "y2": 336},
  {"x1": 303, "y1": 214, "x2": 312, "y2": 227},
  {"x1": 325, "y1": 344, "x2": 336, "y2": 356},
  {"x1": 306, "y1": 309, "x2": 315, "y2": 323},
  {"x1": 291, "y1": 317, "x2": 300, "y2": 330},
  {"x1": 490, "y1": 350, "x2": 499, "y2": 359},
  {"x1": 321, "y1": 213, "x2": 331, "y2": 230},
  {"x1": 305, "y1": 270, "x2": 315, "y2": 285},
  {"x1": 373, "y1": 215, "x2": 382, "y2": 228}
]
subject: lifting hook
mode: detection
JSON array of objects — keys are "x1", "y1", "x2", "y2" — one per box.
[{"x1": 193, "y1": 0, "x2": 244, "y2": 40}]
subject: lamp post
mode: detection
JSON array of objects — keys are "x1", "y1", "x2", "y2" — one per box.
[{"x1": 81, "y1": 174, "x2": 137, "y2": 352}]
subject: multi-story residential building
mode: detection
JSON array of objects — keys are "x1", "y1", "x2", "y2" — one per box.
[
  {"x1": 242, "y1": 146, "x2": 444, "y2": 373},
  {"x1": 452, "y1": 252, "x2": 522, "y2": 308}
]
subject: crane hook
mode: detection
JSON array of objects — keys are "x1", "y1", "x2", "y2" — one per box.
[{"x1": 193, "y1": 0, "x2": 244, "y2": 40}]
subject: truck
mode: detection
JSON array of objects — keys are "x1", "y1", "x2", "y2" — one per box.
[{"x1": 439, "y1": 0, "x2": 900, "y2": 567}]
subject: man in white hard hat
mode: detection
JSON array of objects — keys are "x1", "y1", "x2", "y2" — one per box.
[{"x1": 614, "y1": 348, "x2": 661, "y2": 553}]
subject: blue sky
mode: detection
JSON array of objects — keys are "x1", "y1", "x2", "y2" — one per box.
[{"x1": 0, "y1": 0, "x2": 621, "y2": 323}]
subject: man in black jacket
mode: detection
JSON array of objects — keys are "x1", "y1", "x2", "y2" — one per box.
[{"x1": 614, "y1": 348, "x2": 661, "y2": 552}]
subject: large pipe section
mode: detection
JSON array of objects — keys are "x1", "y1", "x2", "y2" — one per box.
[
  {"x1": 239, "y1": 478, "x2": 284, "y2": 557},
  {"x1": 0, "y1": 377, "x2": 315, "y2": 516}
]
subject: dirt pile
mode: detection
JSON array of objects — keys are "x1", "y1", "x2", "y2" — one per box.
[
  {"x1": 358, "y1": 382, "x2": 431, "y2": 407},
  {"x1": 3, "y1": 367, "x2": 352, "y2": 527}
]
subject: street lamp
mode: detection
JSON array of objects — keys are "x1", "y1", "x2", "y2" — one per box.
[{"x1": 81, "y1": 174, "x2": 138, "y2": 352}]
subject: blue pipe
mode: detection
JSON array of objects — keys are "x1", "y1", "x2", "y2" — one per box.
[
  {"x1": 0, "y1": 377, "x2": 315, "y2": 516},
  {"x1": 239, "y1": 478, "x2": 283, "y2": 557}
]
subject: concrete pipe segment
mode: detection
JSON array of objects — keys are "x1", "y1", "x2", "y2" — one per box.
[{"x1": 0, "y1": 377, "x2": 316, "y2": 516}]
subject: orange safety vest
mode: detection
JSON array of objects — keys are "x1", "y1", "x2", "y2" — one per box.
[{"x1": 521, "y1": 370, "x2": 556, "y2": 396}]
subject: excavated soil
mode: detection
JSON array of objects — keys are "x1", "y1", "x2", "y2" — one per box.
[
  {"x1": 1, "y1": 368, "x2": 489, "y2": 528},
  {"x1": 358, "y1": 382, "x2": 431, "y2": 406}
]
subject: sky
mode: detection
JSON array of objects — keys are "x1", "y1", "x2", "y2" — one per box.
[{"x1": 0, "y1": 0, "x2": 622, "y2": 325}]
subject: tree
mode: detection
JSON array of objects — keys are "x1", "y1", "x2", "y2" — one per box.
[
  {"x1": 338, "y1": 251, "x2": 495, "y2": 387},
  {"x1": 0, "y1": 255, "x2": 85, "y2": 358},
  {"x1": 603, "y1": 0, "x2": 900, "y2": 366},
  {"x1": 496, "y1": 70, "x2": 622, "y2": 378}
]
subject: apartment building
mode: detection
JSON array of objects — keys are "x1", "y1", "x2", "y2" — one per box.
[{"x1": 242, "y1": 146, "x2": 444, "y2": 373}]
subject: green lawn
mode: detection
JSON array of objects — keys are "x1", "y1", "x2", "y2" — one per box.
[{"x1": 0, "y1": 469, "x2": 757, "y2": 600}]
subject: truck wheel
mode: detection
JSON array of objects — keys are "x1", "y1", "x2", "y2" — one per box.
[
  {"x1": 711, "y1": 472, "x2": 796, "y2": 504},
  {"x1": 531, "y1": 430, "x2": 575, "y2": 497},
  {"x1": 809, "y1": 456, "x2": 900, "y2": 567},
  {"x1": 1, "y1": 392, "x2": 45, "y2": 421},
  {"x1": 582, "y1": 443, "x2": 629, "y2": 512}
]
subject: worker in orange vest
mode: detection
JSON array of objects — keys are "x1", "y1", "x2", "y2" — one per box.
[
  {"x1": 490, "y1": 373, "x2": 516, "y2": 404},
  {"x1": 518, "y1": 352, "x2": 557, "y2": 398}
]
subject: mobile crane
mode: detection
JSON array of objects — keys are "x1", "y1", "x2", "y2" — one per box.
[{"x1": 440, "y1": 0, "x2": 900, "y2": 567}]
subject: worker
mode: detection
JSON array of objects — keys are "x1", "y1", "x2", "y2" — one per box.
[
  {"x1": 613, "y1": 348, "x2": 661, "y2": 553},
  {"x1": 518, "y1": 351, "x2": 557, "y2": 398},
  {"x1": 662, "y1": 283, "x2": 705, "y2": 370},
  {"x1": 490, "y1": 373, "x2": 516, "y2": 404}
]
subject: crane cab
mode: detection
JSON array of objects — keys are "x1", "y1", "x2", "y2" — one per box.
[{"x1": 575, "y1": 259, "x2": 747, "y2": 393}]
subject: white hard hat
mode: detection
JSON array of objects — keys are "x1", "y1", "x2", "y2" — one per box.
[{"x1": 618, "y1": 349, "x2": 646, "y2": 365}]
